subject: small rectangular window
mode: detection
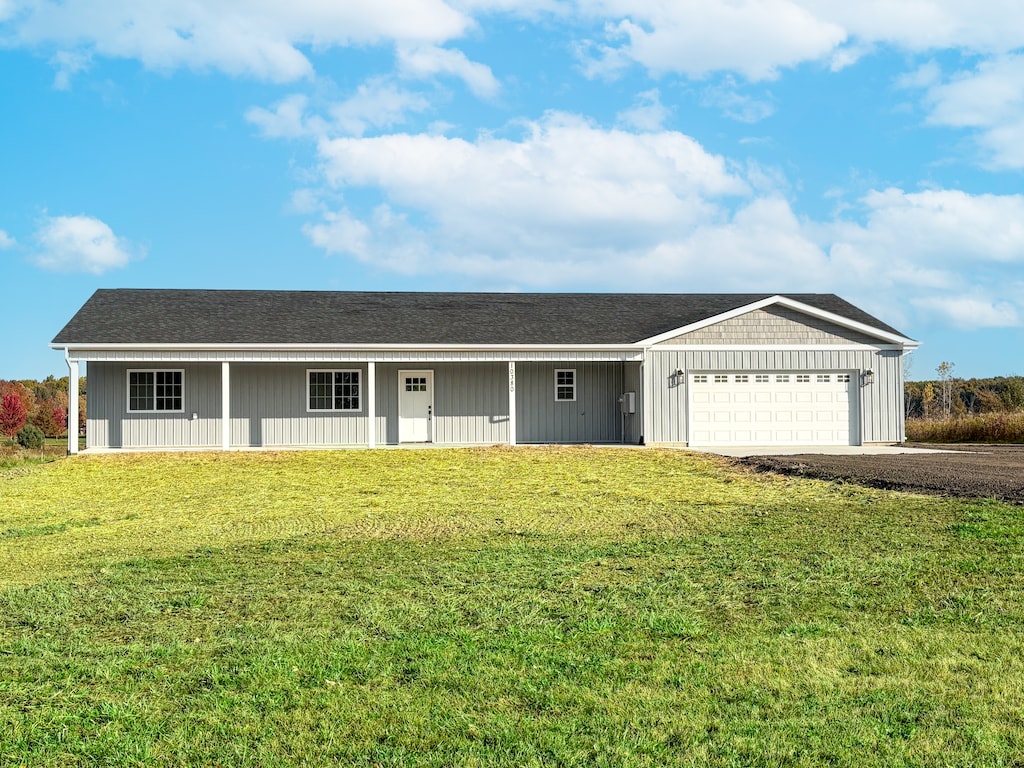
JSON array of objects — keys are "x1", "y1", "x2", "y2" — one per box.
[
  {"x1": 714, "y1": 374, "x2": 728, "y2": 384},
  {"x1": 755, "y1": 374, "x2": 769, "y2": 383},
  {"x1": 837, "y1": 373, "x2": 851, "y2": 383},
  {"x1": 817, "y1": 374, "x2": 831, "y2": 383},
  {"x1": 555, "y1": 369, "x2": 576, "y2": 401},
  {"x1": 796, "y1": 374, "x2": 810, "y2": 383},
  {"x1": 735, "y1": 374, "x2": 749, "y2": 383},
  {"x1": 405, "y1": 376, "x2": 427, "y2": 392},
  {"x1": 308, "y1": 369, "x2": 361, "y2": 411},
  {"x1": 693, "y1": 374, "x2": 708, "y2": 384},
  {"x1": 127, "y1": 370, "x2": 183, "y2": 413}
]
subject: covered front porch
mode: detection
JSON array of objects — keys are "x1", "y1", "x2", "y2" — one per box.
[{"x1": 68, "y1": 352, "x2": 643, "y2": 452}]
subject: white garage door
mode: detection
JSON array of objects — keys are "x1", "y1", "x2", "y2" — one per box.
[{"x1": 688, "y1": 372, "x2": 858, "y2": 446}]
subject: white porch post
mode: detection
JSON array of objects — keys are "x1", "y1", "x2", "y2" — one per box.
[
  {"x1": 367, "y1": 361, "x2": 376, "y2": 448},
  {"x1": 221, "y1": 361, "x2": 231, "y2": 451},
  {"x1": 641, "y1": 348, "x2": 652, "y2": 446},
  {"x1": 508, "y1": 361, "x2": 517, "y2": 446},
  {"x1": 66, "y1": 353, "x2": 79, "y2": 455}
]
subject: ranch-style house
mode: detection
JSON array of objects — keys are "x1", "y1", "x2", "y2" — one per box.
[{"x1": 51, "y1": 289, "x2": 918, "y2": 453}]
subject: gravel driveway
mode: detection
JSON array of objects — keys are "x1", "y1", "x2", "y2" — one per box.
[{"x1": 737, "y1": 444, "x2": 1024, "y2": 504}]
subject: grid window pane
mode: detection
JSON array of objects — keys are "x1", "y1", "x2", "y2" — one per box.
[
  {"x1": 129, "y1": 370, "x2": 182, "y2": 412},
  {"x1": 309, "y1": 371, "x2": 333, "y2": 410},
  {"x1": 155, "y1": 371, "x2": 182, "y2": 411},
  {"x1": 555, "y1": 370, "x2": 575, "y2": 401},
  {"x1": 335, "y1": 371, "x2": 360, "y2": 410},
  {"x1": 309, "y1": 370, "x2": 361, "y2": 411},
  {"x1": 129, "y1": 371, "x2": 154, "y2": 411}
]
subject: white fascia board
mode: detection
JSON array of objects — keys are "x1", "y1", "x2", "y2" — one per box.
[
  {"x1": 646, "y1": 343, "x2": 905, "y2": 352},
  {"x1": 50, "y1": 342, "x2": 638, "y2": 352},
  {"x1": 635, "y1": 295, "x2": 920, "y2": 348}
]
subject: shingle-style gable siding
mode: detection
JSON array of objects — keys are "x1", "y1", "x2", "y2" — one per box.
[{"x1": 655, "y1": 306, "x2": 883, "y2": 346}]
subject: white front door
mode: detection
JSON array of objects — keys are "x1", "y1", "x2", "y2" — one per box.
[
  {"x1": 399, "y1": 370, "x2": 434, "y2": 443},
  {"x1": 688, "y1": 371, "x2": 858, "y2": 446}
]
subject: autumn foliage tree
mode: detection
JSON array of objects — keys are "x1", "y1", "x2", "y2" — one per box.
[
  {"x1": 0, "y1": 376, "x2": 86, "y2": 439},
  {"x1": 0, "y1": 392, "x2": 28, "y2": 437}
]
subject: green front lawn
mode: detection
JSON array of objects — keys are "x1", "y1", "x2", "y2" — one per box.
[{"x1": 2, "y1": 448, "x2": 1022, "y2": 766}]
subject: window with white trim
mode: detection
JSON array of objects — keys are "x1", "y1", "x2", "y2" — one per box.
[
  {"x1": 735, "y1": 374, "x2": 749, "y2": 383},
  {"x1": 837, "y1": 373, "x2": 851, "y2": 383},
  {"x1": 127, "y1": 370, "x2": 184, "y2": 413},
  {"x1": 796, "y1": 374, "x2": 810, "y2": 383},
  {"x1": 776, "y1": 374, "x2": 790, "y2": 383},
  {"x1": 817, "y1": 374, "x2": 831, "y2": 383},
  {"x1": 308, "y1": 369, "x2": 361, "y2": 412},
  {"x1": 555, "y1": 369, "x2": 576, "y2": 401},
  {"x1": 714, "y1": 374, "x2": 728, "y2": 384},
  {"x1": 693, "y1": 374, "x2": 708, "y2": 384},
  {"x1": 755, "y1": 374, "x2": 769, "y2": 383}
]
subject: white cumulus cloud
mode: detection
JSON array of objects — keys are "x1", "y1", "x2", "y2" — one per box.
[
  {"x1": 396, "y1": 45, "x2": 501, "y2": 99},
  {"x1": 616, "y1": 88, "x2": 669, "y2": 131},
  {"x1": 5, "y1": 0, "x2": 472, "y2": 83},
  {"x1": 580, "y1": 0, "x2": 846, "y2": 81},
  {"x1": 915, "y1": 54, "x2": 1024, "y2": 169},
  {"x1": 912, "y1": 295, "x2": 1020, "y2": 329},
  {"x1": 246, "y1": 83, "x2": 432, "y2": 139},
  {"x1": 293, "y1": 116, "x2": 1024, "y2": 329},
  {"x1": 33, "y1": 215, "x2": 141, "y2": 274}
]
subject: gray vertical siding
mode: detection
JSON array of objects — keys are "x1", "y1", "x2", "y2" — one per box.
[
  {"x1": 374, "y1": 363, "x2": 509, "y2": 445},
  {"x1": 516, "y1": 362, "x2": 626, "y2": 444},
  {"x1": 434, "y1": 363, "x2": 510, "y2": 444},
  {"x1": 229, "y1": 364, "x2": 367, "y2": 447},
  {"x1": 623, "y1": 362, "x2": 642, "y2": 444},
  {"x1": 86, "y1": 362, "x2": 221, "y2": 449},
  {"x1": 645, "y1": 348, "x2": 904, "y2": 444}
]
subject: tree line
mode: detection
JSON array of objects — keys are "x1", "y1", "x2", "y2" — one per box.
[
  {"x1": 905, "y1": 363, "x2": 1024, "y2": 419},
  {"x1": 0, "y1": 376, "x2": 86, "y2": 439}
]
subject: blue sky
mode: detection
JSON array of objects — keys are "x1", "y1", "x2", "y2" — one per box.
[{"x1": 2, "y1": 0, "x2": 1023, "y2": 381}]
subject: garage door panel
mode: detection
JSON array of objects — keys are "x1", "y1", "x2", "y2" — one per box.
[{"x1": 688, "y1": 371, "x2": 859, "y2": 446}]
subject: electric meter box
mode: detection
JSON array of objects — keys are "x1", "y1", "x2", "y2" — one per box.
[{"x1": 620, "y1": 391, "x2": 636, "y2": 414}]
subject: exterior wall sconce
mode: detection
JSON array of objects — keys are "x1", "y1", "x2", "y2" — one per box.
[
  {"x1": 674, "y1": 369, "x2": 684, "y2": 377},
  {"x1": 862, "y1": 369, "x2": 875, "y2": 385}
]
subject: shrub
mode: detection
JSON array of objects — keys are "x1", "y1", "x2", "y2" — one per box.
[{"x1": 16, "y1": 424, "x2": 45, "y2": 450}]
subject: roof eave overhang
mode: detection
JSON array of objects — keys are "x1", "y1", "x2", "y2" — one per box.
[
  {"x1": 634, "y1": 295, "x2": 920, "y2": 348},
  {"x1": 50, "y1": 342, "x2": 640, "y2": 352}
]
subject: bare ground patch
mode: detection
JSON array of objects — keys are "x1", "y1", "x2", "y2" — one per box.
[{"x1": 737, "y1": 444, "x2": 1024, "y2": 504}]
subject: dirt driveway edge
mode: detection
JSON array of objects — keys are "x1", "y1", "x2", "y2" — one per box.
[{"x1": 736, "y1": 444, "x2": 1024, "y2": 504}]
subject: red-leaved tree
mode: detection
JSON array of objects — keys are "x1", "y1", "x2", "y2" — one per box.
[
  {"x1": 0, "y1": 392, "x2": 28, "y2": 437},
  {"x1": 52, "y1": 405, "x2": 68, "y2": 436}
]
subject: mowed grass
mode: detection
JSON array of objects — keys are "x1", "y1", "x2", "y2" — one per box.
[{"x1": 2, "y1": 448, "x2": 1023, "y2": 767}]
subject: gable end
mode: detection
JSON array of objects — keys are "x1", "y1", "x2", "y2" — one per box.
[{"x1": 655, "y1": 305, "x2": 884, "y2": 346}]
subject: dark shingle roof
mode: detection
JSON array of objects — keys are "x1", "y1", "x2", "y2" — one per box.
[{"x1": 52, "y1": 289, "x2": 909, "y2": 345}]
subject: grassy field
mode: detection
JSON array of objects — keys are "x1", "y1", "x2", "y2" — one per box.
[
  {"x1": 2, "y1": 448, "x2": 1023, "y2": 767},
  {"x1": 907, "y1": 411, "x2": 1024, "y2": 443}
]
